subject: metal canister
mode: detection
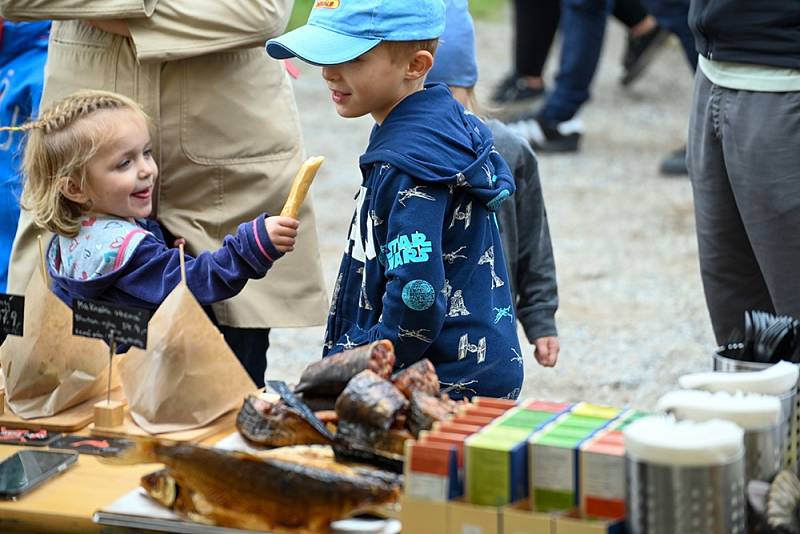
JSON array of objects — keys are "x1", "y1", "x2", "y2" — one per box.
[
  {"x1": 713, "y1": 349, "x2": 799, "y2": 472},
  {"x1": 626, "y1": 453, "x2": 746, "y2": 534}
]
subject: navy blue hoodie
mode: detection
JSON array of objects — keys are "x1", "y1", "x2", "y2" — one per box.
[
  {"x1": 47, "y1": 215, "x2": 282, "y2": 312},
  {"x1": 324, "y1": 84, "x2": 523, "y2": 400}
]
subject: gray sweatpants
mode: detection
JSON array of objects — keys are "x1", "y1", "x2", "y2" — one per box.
[{"x1": 687, "y1": 70, "x2": 800, "y2": 345}]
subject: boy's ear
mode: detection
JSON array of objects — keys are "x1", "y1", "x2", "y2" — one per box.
[
  {"x1": 406, "y1": 50, "x2": 434, "y2": 81},
  {"x1": 60, "y1": 177, "x2": 89, "y2": 204}
]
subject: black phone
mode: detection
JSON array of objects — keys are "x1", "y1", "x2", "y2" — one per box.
[{"x1": 0, "y1": 449, "x2": 78, "y2": 500}]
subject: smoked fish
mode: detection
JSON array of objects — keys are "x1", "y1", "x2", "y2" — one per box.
[
  {"x1": 236, "y1": 395, "x2": 333, "y2": 448},
  {"x1": 114, "y1": 439, "x2": 401, "y2": 533},
  {"x1": 295, "y1": 340, "x2": 395, "y2": 396}
]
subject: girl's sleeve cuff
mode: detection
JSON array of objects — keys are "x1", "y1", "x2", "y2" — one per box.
[{"x1": 252, "y1": 214, "x2": 284, "y2": 265}]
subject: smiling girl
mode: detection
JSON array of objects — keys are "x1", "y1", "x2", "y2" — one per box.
[{"x1": 3, "y1": 90, "x2": 297, "y2": 314}]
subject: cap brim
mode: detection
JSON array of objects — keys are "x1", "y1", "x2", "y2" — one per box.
[{"x1": 266, "y1": 24, "x2": 381, "y2": 66}]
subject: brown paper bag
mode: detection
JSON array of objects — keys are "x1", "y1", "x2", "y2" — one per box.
[
  {"x1": 118, "y1": 284, "x2": 257, "y2": 434},
  {"x1": 0, "y1": 271, "x2": 111, "y2": 419}
]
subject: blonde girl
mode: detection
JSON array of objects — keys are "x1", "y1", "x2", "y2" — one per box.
[{"x1": 4, "y1": 89, "x2": 298, "y2": 318}]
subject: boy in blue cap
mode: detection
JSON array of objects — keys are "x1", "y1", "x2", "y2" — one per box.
[{"x1": 268, "y1": 0, "x2": 523, "y2": 399}]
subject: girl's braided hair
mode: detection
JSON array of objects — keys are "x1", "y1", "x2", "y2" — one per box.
[{"x1": 1, "y1": 89, "x2": 150, "y2": 238}]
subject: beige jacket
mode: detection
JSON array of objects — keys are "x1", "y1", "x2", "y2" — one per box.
[{"x1": 1, "y1": 0, "x2": 329, "y2": 328}]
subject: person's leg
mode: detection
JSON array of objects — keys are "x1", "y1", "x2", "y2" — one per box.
[
  {"x1": 642, "y1": 0, "x2": 696, "y2": 70},
  {"x1": 515, "y1": 0, "x2": 561, "y2": 80},
  {"x1": 216, "y1": 325, "x2": 270, "y2": 389},
  {"x1": 539, "y1": 0, "x2": 611, "y2": 125},
  {"x1": 720, "y1": 87, "x2": 800, "y2": 326},
  {"x1": 612, "y1": 0, "x2": 648, "y2": 28},
  {"x1": 687, "y1": 71, "x2": 775, "y2": 345},
  {"x1": 494, "y1": 0, "x2": 560, "y2": 106}
]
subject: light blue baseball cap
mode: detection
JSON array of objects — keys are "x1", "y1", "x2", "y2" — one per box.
[{"x1": 266, "y1": 0, "x2": 446, "y2": 66}]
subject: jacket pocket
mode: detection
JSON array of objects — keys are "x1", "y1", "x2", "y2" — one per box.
[{"x1": 179, "y1": 48, "x2": 300, "y2": 165}]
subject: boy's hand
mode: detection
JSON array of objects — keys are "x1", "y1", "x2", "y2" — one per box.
[
  {"x1": 265, "y1": 216, "x2": 299, "y2": 254},
  {"x1": 533, "y1": 336, "x2": 560, "y2": 367}
]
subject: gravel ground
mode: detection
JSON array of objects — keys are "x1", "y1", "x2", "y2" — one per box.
[{"x1": 267, "y1": 11, "x2": 715, "y2": 411}]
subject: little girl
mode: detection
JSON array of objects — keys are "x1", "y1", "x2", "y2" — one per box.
[{"x1": 5, "y1": 89, "x2": 298, "y2": 318}]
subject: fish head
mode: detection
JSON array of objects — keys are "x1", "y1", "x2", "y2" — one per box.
[{"x1": 141, "y1": 469, "x2": 177, "y2": 507}]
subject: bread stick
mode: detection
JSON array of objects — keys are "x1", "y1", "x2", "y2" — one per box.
[{"x1": 281, "y1": 156, "x2": 325, "y2": 218}]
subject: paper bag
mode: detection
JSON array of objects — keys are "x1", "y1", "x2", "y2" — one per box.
[
  {"x1": 118, "y1": 284, "x2": 257, "y2": 434},
  {"x1": 0, "y1": 271, "x2": 111, "y2": 419}
]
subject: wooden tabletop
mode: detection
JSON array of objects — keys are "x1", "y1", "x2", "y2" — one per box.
[{"x1": 0, "y1": 426, "x2": 235, "y2": 533}]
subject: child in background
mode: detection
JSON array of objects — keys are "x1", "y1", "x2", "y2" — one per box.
[
  {"x1": 267, "y1": 0, "x2": 523, "y2": 399},
  {"x1": 4, "y1": 90, "x2": 297, "y2": 342},
  {"x1": 427, "y1": 0, "x2": 560, "y2": 368}
]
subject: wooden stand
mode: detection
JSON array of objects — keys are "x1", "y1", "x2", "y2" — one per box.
[
  {"x1": 0, "y1": 391, "x2": 4, "y2": 415},
  {"x1": 93, "y1": 400, "x2": 125, "y2": 429}
]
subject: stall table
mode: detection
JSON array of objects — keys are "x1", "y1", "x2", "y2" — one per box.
[{"x1": 0, "y1": 426, "x2": 235, "y2": 533}]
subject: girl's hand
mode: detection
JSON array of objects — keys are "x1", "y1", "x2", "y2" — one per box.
[
  {"x1": 265, "y1": 216, "x2": 299, "y2": 254},
  {"x1": 533, "y1": 336, "x2": 560, "y2": 367}
]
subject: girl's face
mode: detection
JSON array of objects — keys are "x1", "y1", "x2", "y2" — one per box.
[{"x1": 81, "y1": 109, "x2": 157, "y2": 221}]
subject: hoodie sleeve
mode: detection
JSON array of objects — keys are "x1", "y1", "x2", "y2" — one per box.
[
  {"x1": 112, "y1": 214, "x2": 282, "y2": 306},
  {"x1": 330, "y1": 170, "x2": 449, "y2": 369},
  {"x1": 512, "y1": 142, "x2": 559, "y2": 342}
]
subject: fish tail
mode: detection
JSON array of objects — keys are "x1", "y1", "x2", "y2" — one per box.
[{"x1": 106, "y1": 437, "x2": 162, "y2": 465}]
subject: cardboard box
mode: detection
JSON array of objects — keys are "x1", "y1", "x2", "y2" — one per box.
[
  {"x1": 578, "y1": 433, "x2": 625, "y2": 520},
  {"x1": 553, "y1": 509, "x2": 626, "y2": 534},
  {"x1": 455, "y1": 414, "x2": 498, "y2": 427},
  {"x1": 447, "y1": 499, "x2": 501, "y2": 534},
  {"x1": 463, "y1": 405, "x2": 512, "y2": 419},
  {"x1": 401, "y1": 494, "x2": 449, "y2": 534},
  {"x1": 523, "y1": 400, "x2": 572, "y2": 413},
  {"x1": 529, "y1": 432, "x2": 588, "y2": 512},
  {"x1": 502, "y1": 501, "x2": 554, "y2": 534},
  {"x1": 405, "y1": 440, "x2": 460, "y2": 501},
  {"x1": 570, "y1": 403, "x2": 621, "y2": 421},
  {"x1": 474, "y1": 396, "x2": 518, "y2": 410},
  {"x1": 466, "y1": 432, "x2": 529, "y2": 506},
  {"x1": 435, "y1": 421, "x2": 483, "y2": 436}
]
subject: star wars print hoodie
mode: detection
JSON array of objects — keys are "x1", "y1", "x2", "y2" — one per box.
[{"x1": 324, "y1": 84, "x2": 523, "y2": 400}]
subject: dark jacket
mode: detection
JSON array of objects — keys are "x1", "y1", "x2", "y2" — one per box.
[
  {"x1": 323, "y1": 84, "x2": 523, "y2": 400},
  {"x1": 689, "y1": 0, "x2": 800, "y2": 68},
  {"x1": 48, "y1": 215, "x2": 281, "y2": 310},
  {"x1": 489, "y1": 120, "x2": 558, "y2": 343}
]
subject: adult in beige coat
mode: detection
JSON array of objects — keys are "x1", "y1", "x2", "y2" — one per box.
[{"x1": 0, "y1": 0, "x2": 329, "y2": 386}]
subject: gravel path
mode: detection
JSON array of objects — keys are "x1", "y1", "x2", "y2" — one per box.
[{"x1": 267, "y1": 11, "x2": 714, "y2": 410}]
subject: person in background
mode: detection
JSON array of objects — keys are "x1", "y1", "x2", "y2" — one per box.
[
  {"x1": 687, "y1": 0, "x2": 800, "y2": 345},
  {"x1": 267, "y1": 0, "x2": 525, "y2": 400},
  {"x1": 507, "y1": 0, "x2": 695, "y2": 176},
  {"x1": 0, "y1": 18, "x2": 49, "y2": 292},
  {"x1": 429, "y1": 0, "x2": 560, "y2": 368},
  {"x1": 0, "y1": 0, "x2": 329, "y2": 388},
  {"x1": 493, "y1": 0, "x2": 669, "y2": 114}
]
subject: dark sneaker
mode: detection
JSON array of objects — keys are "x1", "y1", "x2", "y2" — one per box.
[
  {"x1": 620, "y1": 25, "x2": 670, "y2": 87},
  {"x1": 491, "y1": 74, "x2": 545, "y2": 105},
  {"x1": 659, "y1": 146, "x2": 688, "y2": 176},
  {"x1": 507, "y1": 114, "x2": 583, "y2": 153}
]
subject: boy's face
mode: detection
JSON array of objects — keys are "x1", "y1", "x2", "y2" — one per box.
[{"x1": 322, "y1": 43, "x2": 416, "y2": 124}]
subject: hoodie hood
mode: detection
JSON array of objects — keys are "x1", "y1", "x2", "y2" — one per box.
[
  {"x1": 0, "y1": 21, "x2": 49, "y2": 61},
  {"x1": 360, "y1": 83, "x2": 514, "y2": 211}
]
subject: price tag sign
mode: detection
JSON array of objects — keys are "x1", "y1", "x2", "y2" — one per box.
[
  {"x1": 72, "y1": 299, "x2": 149, "y2": 349},
  {"x1": 0, "y1": 294, "x2": 24, "y2": 337}
]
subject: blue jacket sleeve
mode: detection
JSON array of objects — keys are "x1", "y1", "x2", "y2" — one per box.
[
  {"x1": 332, "y1": 172, "x2": 449, "y2": 368},
  {"x1": 112, "y1": 214, "x2": 282, "y2": 306}
]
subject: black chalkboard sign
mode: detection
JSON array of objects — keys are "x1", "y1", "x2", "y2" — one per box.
[
  {"x1": 72, "y1": 299, "x2": 149, "y2": 349},
  {"x1": 0, "y1": 294, "x2": 24, "y2": 336}
]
